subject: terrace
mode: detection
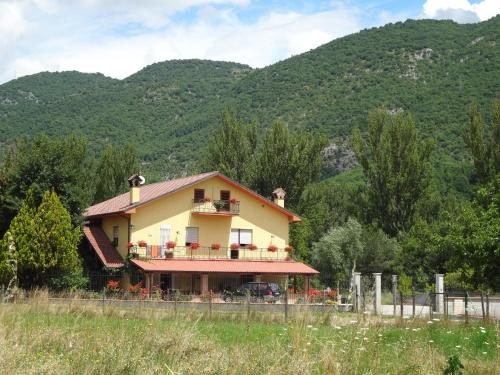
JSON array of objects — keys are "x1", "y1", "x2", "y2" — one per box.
[
  {"x1": 130, "y1": 244, "x2": 292, "y2": 261},
  {"x1": 191, "y1": 199, "x2": 240, "y2": 216}
]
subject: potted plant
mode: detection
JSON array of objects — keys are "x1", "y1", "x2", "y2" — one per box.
[
  {"x1": 127, "y1": 242, "x2": 134, "y2": 249},
  {"x1": 211, "y1": 243, "x2": 221, "y2": 250},
  {"x1": 230, "y1": 243, "x2": 240, "y2": 250},
  {"x1": 138, "y1": 240, "x2": 147, "y2": 248},
  {"x1": 267, "y1": 244, "x2": 278, "y2": 252},
  {"x1": 190, "y1": 242, "x2": 200, "y2": 250},
  {"x1": 285, "y1": 245, "x2": 293, "y2": 252},
  {"x1": 246, "y1": 244, "x2": 258, "y2": 250},
  {"x1": 229, "y1": 198, "x2": 238, "y2": 204},
  {"x1": 213, "y1": 200, "x2": 226, "y2": 211},
  {"x1": 166, "y1": 241, "x2": 176, "y2": 249}
]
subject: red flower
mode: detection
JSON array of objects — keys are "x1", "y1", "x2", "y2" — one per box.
[
  {"x1": 268, "y1": 245, "x2": 278, "y2": 252},
  {"x1": 166, "y1": 241, "x2": 176, "y2": 249},
  {"x1": 230, "y1": 243, "x2": 240, "y2": 250},
  {"x1": 107, "y1": 280, "x2": 120, "y2": 290},
  {"x1": 138, "y1": 240, "x2": 147, "y2": 248},
  {"x1": 308, "y1": 288, "x2": 321, "y2": 296},
  {"x1": 128, "y1": 281, "x2": 143, "y2": 294},
  {"x1": 246, "y1": 244, "x2": 258, "y2": 250},
  {"x1": 229, "y1": 198, "x2": 238, "y2": 204},
  {"x1": 285, "y1": 245, "x2": 293, "y2": 252},
  {"x1": 190, "y1": 242, "x2": 200, "y2": 250},
  {"x1": 127, "y1": 242, "x2": 134, "y2": 249},
  {"x1": 211, "y1": 243, "x2": 221, "y2": 250},
  {"x1": 327, "y1": 290, "x2": 337, "y2": 297}
]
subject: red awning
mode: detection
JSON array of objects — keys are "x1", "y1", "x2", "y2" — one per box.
[
  {"x1": 83, "y1": 226, "x2": 124, "y2": 268},
  {"x1": 131, "y1": 259, "x2": 318, "y2": 275}
]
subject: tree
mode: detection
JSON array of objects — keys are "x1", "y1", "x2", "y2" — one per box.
[
  {"x1": 311, "y1": 218, "x2": 363, "y2": 287},
  {"x1": 352, "y1": 110, "x2": 433, "y2": 236},
  {"x1": 94, "y1": 144, "x2": 139, "y2": 203},
  {"x1": 0, "y1": 135, "x2": 95, "y2": 235},
  {"x1": 463, "y1": 100, "x2": 500, "y2": 184},
  {"x1": 0, "y1": 190, "x2": 82, "y2": 288},
  {"x1": 252, "y1": 120, "x2": 327, "y2": 206},
  {"x1": 200, "y1": 109, "x2": 257, "y2": 184}
]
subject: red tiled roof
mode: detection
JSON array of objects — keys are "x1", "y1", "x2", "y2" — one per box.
[
  {"x1": 84, "y1": 171, "x2": 300, "y2": 221},
  {"x1": 83, "y1": 226, "x2": 124, "y2": 268},
  {"x1": 131, "y1": 259, "x2": 319, "y2": 275}
]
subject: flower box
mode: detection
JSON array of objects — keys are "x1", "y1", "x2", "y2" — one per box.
[
  {"x1": 285, "y1": 245, "x2": 293, "y2": 252},
  {"x1": 246, "y1": 244, "x2": 258, "y2": 250},
  {"x1": 230, "y1": 243, "x2": 240, "y2": 250},
  {"x1": 166, "y1": 241, "x2": 176, "y2": 249},
  {"x1": 268, "y1": 245, "x2": 278, "y2": 252},
  {"x1": 138, "y1": 240, "x2": 147, "y2": 248},
  {"x1": 211, "y1": 243, "x2": 221, "y2": 250},
  {"x1": 190, "y1": 242, "x2": 200, "y2": 250}
]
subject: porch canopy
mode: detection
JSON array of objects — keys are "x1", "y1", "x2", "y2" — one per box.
[
  {"x1": 131, "y1": 259, "x2": 319, "y2": 275},
  {"x1": 131, "y1": 259, "x2": 318, "y2": 294}
]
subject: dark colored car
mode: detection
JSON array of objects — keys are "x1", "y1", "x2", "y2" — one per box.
[{"x1": 222, "y1": 282, "x2": 281, "y2": 303}]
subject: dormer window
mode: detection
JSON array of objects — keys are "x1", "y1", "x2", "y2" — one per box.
[{"x1": 194, "y1": 189, "x2": 205, "y2": 203}]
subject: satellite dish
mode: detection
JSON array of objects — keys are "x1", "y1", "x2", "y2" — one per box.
[{"x1": 139, "y1": 175, "x2": 146, "y2": 185}]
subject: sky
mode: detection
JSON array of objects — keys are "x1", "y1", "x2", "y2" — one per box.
[{"x1": 1, "y1": 0, "x2": 499, "y2": 84}]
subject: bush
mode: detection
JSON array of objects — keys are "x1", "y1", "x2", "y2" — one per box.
[{"x1": 48, "y1": 271, "x2": 89, "y2": 291}]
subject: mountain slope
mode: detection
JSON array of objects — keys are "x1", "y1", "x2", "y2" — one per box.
[{"x1": 0, "y1": 17, "x2": 498, "y2": 183}]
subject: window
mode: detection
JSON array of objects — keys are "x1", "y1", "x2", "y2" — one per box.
[
  {"x1": 194, "y1": 189, "x2": 205, "y2": 203},
  {"x1": 160, "y1": 224, "x2": 171, "y2": 256},
  {"x1": 230, "y1": 229, "x2": 253, "y2": 246},
  {"x1": 185, "y1": 227, "x2": 199, "y2": 245},
  {"x1": 112, "y1": 226, "x2": 119, "y2": 246}
]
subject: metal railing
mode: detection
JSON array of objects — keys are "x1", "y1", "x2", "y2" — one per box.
[
  {"x1": 191, "y1": 199, "x2": 240, "y2": 215},
  {"x1": 130, "y1": 245, "x2": 292, "y2": 261}
]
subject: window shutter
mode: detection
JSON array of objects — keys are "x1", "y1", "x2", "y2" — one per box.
[
  {"x1": 230, "y1": 229, "x2": 239, "y2": 244},
  {"x1": 239, "y1": 229, "x2": 252, "y2": 245},
  {"x1": 186, "y1": 227, "x2": 199, "y2": 244}
]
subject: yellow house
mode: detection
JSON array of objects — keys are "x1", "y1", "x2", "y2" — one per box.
[{"x1": 83, "y1": 172, "x2": 318, "y2": 294}]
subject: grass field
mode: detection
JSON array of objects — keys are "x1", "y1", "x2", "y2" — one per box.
[{"x1": 0, "y1": 298, "x2": 498, "y2": 374}]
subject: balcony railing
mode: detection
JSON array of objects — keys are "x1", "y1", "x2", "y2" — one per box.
[
  {"x1": 130, "y1": 245, "x2": 292, "y2": 261},
  {"x1": 191, "y1": 199, "x2": 240, "y2": 215}
]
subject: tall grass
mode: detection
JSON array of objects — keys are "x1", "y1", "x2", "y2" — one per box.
[{"x1": 0, "y1": 294, "x2": 498, "y2": 374}]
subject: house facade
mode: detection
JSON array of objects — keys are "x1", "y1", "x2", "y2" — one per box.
[{"x1": 83, "y1": 172, "x2": 318, "y2": 295}]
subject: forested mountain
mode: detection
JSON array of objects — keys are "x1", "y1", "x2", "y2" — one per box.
[{"x1": 1, "y1": 17, "x2": 499, "y2": 186}]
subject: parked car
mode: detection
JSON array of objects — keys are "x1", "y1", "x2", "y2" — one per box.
[{"x1": 222, "y1": 282, "x2": 281, "y2": 303}]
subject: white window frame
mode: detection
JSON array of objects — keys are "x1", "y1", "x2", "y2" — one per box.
[{"x1": 185, "y1": 227, "x2": 199, "y2": 245}]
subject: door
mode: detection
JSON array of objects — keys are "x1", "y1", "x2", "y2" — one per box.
[
  {"x1": 220, "y1": 190, "x2": 230, "y2": 211},
  {"x1": 160, "y1": 224, "x2": 171, "y2": 258}
]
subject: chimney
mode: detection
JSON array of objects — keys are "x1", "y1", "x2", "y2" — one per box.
[
  {"x1": 272, "y1": 187, "x2": 286, "y2": 208},
  {"x1": 128, "y1": 174, "x2": 142, "y2": 204}
]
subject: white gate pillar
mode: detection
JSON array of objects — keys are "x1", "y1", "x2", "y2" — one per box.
[
  {"x1": 373, "y1": 273, "x2": 382, "y2": 315},
  {"x1": 435, "y1": 274, "x2": 444, "y2": 314},
  {"x1": 353, "y1": 272, "x2": 361, "y2": 312}
]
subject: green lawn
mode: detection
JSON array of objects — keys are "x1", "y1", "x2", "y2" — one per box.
[{"x1": 0, "y1": 300, "x2": 498, "y2": 374}]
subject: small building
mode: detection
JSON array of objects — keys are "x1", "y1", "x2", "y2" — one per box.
[{"x1": 82, "y1": 172, "x2": 318, "y2": 294}]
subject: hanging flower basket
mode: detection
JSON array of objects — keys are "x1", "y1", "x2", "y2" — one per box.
[
  {"x1": 285, "y1": 245, "x2": 293, "y2": 253},
  {"x1": 211, "y1": 243, "x2": 221, "y2": 250},
  {"x1": 138, "y1": 240, "x2": 147, "y2": 248},
  {"x1": 229, "y1": 198, "x2": 238, "y2": 204},
  {"x1": 268, "y1": 245, "x2": 278, "y2": 252},
  {"x1": 246, "y1": 244, "x2": 258, "y2": 250},
  {"x1": 166, "y1": 241, "x2": 176, "y2": 249},
  {"x1": 190, "y1": 242, "x2": 200, "y2": 250},
  {"x1": 230, "y1": 243, "x2": 240, "y2": 250}
]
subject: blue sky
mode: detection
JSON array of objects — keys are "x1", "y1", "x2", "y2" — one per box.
[{"x1": 0, "y1": 0, "x2": 498, "y2": 84}]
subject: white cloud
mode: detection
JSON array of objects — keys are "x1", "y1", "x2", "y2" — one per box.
[
  {"x1": 0, "y1": 1, "x2": 362, "y2": 83},
  {"x1": 422, "y1": 0, "x2": 500, "y2": 22}
]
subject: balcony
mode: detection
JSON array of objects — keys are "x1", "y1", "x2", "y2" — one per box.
[
  {"x1": 130, "y1": 245, "x2": 291, "y2": 261},
  {"x1": 191, "y1": 199, "x2": 240, "y2": 216}
]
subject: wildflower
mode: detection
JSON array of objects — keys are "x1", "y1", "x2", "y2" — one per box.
[
  {"x1": 412, "y1": 328, "x2": 418, "y2": 331},
  {"x1": 429, "y1": 340, "x2": 434, "y2": 343},
  {"x1": 350, "y1": 320, "x2": 358, "y2": 324},
  {"x1": 484, "y1": 341, "x2": 489, "y2": 345},
  {"x1": 363, "y1": 337, "x2": 369, "y2": 341},
  {"x1": 307, "y1": 342, "x2": 311, "y2": 346},
  {"x1": 456, "y1": 345, "x2": 461, "y2": 348},
  {"x1": 482, "y1": 352, "x2": 487, "y2": 355},
  {"x1": 378, "y1": 334, "x2": 383, "y2": 337},
  {"x1": 307, "y1": 325, "x2": 313, "y2": 328},
  {"x1": 479, "y1": 326, "x2": 485, "y2": 330},
  {"x1": 335, "y1": 326, "x2": 342, "y2": 330}
]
